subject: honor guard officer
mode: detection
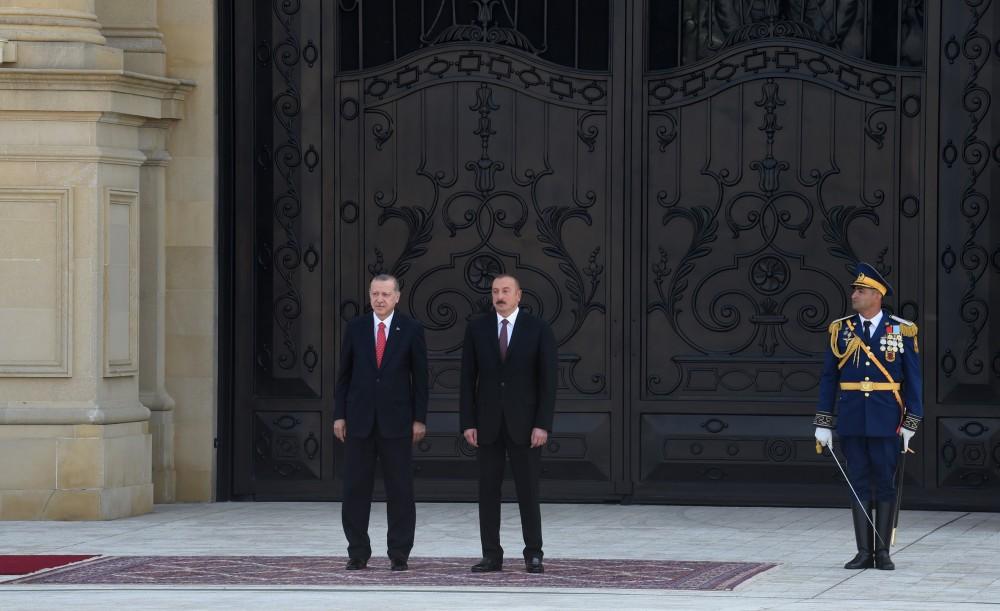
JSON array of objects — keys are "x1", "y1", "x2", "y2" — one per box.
[{"x1": 813, "y1": 262, "x2": 922, "y2": 571}]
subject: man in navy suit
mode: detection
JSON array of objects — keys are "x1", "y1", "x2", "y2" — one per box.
[
  {"x1": 460, "y1": 274, "x2": 557, "y2": 574},
  {"x1": 814, "y1": 262, "x2": 922, "y2": 571},
  {"x1": 333, "y1": 274, "x2": 428, "y2": 571}
]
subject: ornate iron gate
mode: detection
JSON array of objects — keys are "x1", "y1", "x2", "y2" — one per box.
[
  {"x1": 333, "y1": 0, "x2": 624, "y2": 499},
  {"x1": 634, "y1": 0, "x2": 927, "y2": 503},
  {"x1": 220, "y1": 0, "x2": 1000, "y2": 509}
]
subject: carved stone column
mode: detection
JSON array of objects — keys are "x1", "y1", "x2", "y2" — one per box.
[
  {"x1": 0, "y1": 0, "x2": 191, "y2": 519},
  {"x1": 98, "y1": 0, "x2": 175, "y2": 504},
  {"x1": 95, "y1": 0, "x2": 164, "y2": 75},
  {"x1": 0, "y1": 0, "x2": 120, "y2": 68}
]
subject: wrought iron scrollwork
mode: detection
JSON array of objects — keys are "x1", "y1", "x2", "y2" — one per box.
[
  {"x1": 359, "y1": 80, "x2": 606, "y2": 394},
  {"x1": 938, "y1": 418, "x2": 1000, "y2": 490},
  {"x1": 424, "y1": 0, "x2": 539, "y2": 54},
  {"x1": 253, "y1": 411, "x2": 322, "y2": 481},
  {"x1": 367, "y1": 108, "x2": 395, "y2": 150},
  {"x1": 648, "y1": 44, "x2": 899, "y2": 107},
  {"x1": 668, "y1": 0, "x2": 924, "y2": 67},
  {"x1": 303, "y1": 39, "x2": 318, "y2": 67},
  {"x1": 362, "y1": 48, "x2": 608, "y2": 107},
  {"x1": 576, "y1": 111, "x2": 602, "y2": 153},
  {"x1": 267, "y1": 0, "x2": 306, "y2": 372},
  {"x1": 646, "y1": 74, "x2": 890, "y2": 394},
  {"x1": 864, "y1": 106, "x2": 893, "y2": 149},
  {"x1": 937, "y1": 0, "x2": 996, "y2": 385},
  {"x1": 652, "y1": 111, "x2": 678, "y2": 152},
  {"x1": 341, "y1": 0, "x2": 610, "y2": 72}
]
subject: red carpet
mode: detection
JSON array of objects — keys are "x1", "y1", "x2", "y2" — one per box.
[{"x1": 0, "y1": 555, "x2": 96, "y2": 575}]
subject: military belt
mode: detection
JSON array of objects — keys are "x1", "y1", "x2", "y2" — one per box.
[{"x1": 840, "y1": 381, "x2": 901, "y2": 392}]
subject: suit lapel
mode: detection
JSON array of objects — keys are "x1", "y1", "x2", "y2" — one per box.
[
  {"x1": 479, "y1": 312, "x2": 496, "y2": 365},
  {"x1": 365, "y1": 315, "x2": 378, "y2": 368},
  {"x1": 850, "y1": 314, "x2": 867, "y2": 344},
  {"x1": 852, "y1": 313, "x2": 886, "y2": 348},
  {"x1": 491, "y1": 311, "x2": 527, "y2": 365},
  {"x1": 504, "y1": 312, "x2": 526, "y2": 362},
  {"x1": 851, "y1": 314, "x2": 862, "y2": 343},
  {"x1": 485, "y1": 314, "x2": 503, "y2": 365}
]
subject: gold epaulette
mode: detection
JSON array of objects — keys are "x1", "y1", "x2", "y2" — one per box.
[
  {"x1": 890, "y1": 315, "x2": 918, "y2": 336},
  {"x1": 890, "y1": 314, "x2": 919, "y2": 352},
  {"x1": 828, "y1": 314, "x2": 853, "y2": 335},
  {"x1": 829, "y1": 315, "x2": 856, "y2": 360}
]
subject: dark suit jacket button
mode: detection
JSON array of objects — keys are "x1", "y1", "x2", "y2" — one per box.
[
  {"x1": 376, "y1": 378, "x2": 381, "y2": 383},
  {"x1": 500, "y1": 382, "x2": 505, "y2": 387}
]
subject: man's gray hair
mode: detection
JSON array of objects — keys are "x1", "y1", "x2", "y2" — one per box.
[{"x1": 371, "y1": 273, "x2": 400, "y2": 293}]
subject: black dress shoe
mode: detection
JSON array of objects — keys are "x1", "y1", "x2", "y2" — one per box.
[
  {"x1": 874, "y1": 550, "x2": 895, "y2": 571},
  {"x1": 525, "y1": 557, "x2": 544, "y2": 574},
  {"x1": 390, "y1": 558, "x2": 409, "y2": 571},
  {"x1": 345, "y1": 558, "x2": 368, "y2": 570},
  {"x1": 470, "y1": 558, "x2": 503, "y2": 572},
  {"x1": 844, "y1": 551, "x2": 874, "y2": 570}
]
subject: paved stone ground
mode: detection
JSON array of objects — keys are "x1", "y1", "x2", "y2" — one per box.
[{"x1": 0, "y1": 502, "x2": 998, "y2": 609}]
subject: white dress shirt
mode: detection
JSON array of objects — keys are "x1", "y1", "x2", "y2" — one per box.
[
  {"x1": 374, "y1": 310, "x2": 395, "y2": 339},
  {"x1": 497, "y1": 307, "x2": 519, "y2": 338},
  {"x1": 858, "y1": 310, "x2": 883, "y2": 339}
]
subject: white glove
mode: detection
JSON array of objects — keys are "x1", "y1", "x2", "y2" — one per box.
[
  {"x1": 901, "y1": 428, "x2": 915, "y2": 452},
  {"x1": 815, "y1": 427, "x2": 833, "y2": 450}
]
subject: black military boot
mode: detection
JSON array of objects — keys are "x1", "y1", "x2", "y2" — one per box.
[
  {"x1": 844, "y1": 501, "x2": 874, "y2": 569},
  {"x1": 874, "y1": 501, "x2": 895, "y2": 570}
]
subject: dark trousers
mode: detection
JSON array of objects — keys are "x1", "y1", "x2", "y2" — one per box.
[
  {"x1": 841, "y1": 435, "x2": 899, "y2": 502},
  {"x1": 477, "y1": 420, "x2": 543, "y2": 561},
  {"x1": 341, "y1": 428, "x2": 415, "y2": 562}
]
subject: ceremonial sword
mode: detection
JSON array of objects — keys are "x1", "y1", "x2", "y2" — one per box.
[
  {"x1": 891, "y1": 442, "x2": 916, "y2": 546},
  {"x1": 817, "y1": 441, "x2": 886, "y2": 547}
]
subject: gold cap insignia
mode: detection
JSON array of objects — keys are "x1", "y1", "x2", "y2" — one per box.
[{"x1": 852, "y1": 273, "x2": 888, "y2": 296}]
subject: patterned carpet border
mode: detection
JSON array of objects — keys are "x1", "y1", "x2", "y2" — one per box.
[{"x1": 5, "y1": 556, "x2": 777, "y2": 590}]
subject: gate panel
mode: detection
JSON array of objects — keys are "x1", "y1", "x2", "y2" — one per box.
[
  {"x1": 232, "y1": 0, "x2": 332, "y2": 497},
  {"x1": 223, "y1": 1, "x2": 1000, "y2": 509},
  {"x1": 932, "y1": 0, "x2": 1000, "y2": 499},
  {"x1": 333, "y1": 1, "x2": 624, "y2": 499},
  {"x1": 633, "y1": 1, "x2": 927, "y2": 502}
]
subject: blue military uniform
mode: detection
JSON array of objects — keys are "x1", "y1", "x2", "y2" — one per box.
[{"x1": 814, "y1": 262, "x2": 922, "y2": 570}]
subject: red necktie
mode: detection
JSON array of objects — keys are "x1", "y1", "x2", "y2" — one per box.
[
  {"x1": 499, "y1": 319, "x2": 509, "y2": 361},
  {"x1": 376, "y1": 322, "x2": 386, "y2": 368}
]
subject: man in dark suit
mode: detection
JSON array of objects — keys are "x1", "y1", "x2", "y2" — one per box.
[
  {"x1": 460, "y1": 274, "x2": 557, "y2": 574},
  {"x1": 333, "y1": 274, "x2": 428, "y2": 571}
]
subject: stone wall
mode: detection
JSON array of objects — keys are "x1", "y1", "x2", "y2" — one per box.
[
  {"x1": 0, "y1": 0, "x2": 212, "y2": 519},
  {"x1": 159, "y1": 0, "x2": 216, "y2": 503}
]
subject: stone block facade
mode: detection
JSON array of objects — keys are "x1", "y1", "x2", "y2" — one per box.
[{"x1": 0, "y1": 0, "x2": 216, "y2": 519}]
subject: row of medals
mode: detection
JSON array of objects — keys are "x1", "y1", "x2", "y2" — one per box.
[{"x1": 880, "y1": 332, "x2": 904, "y2": 362}]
